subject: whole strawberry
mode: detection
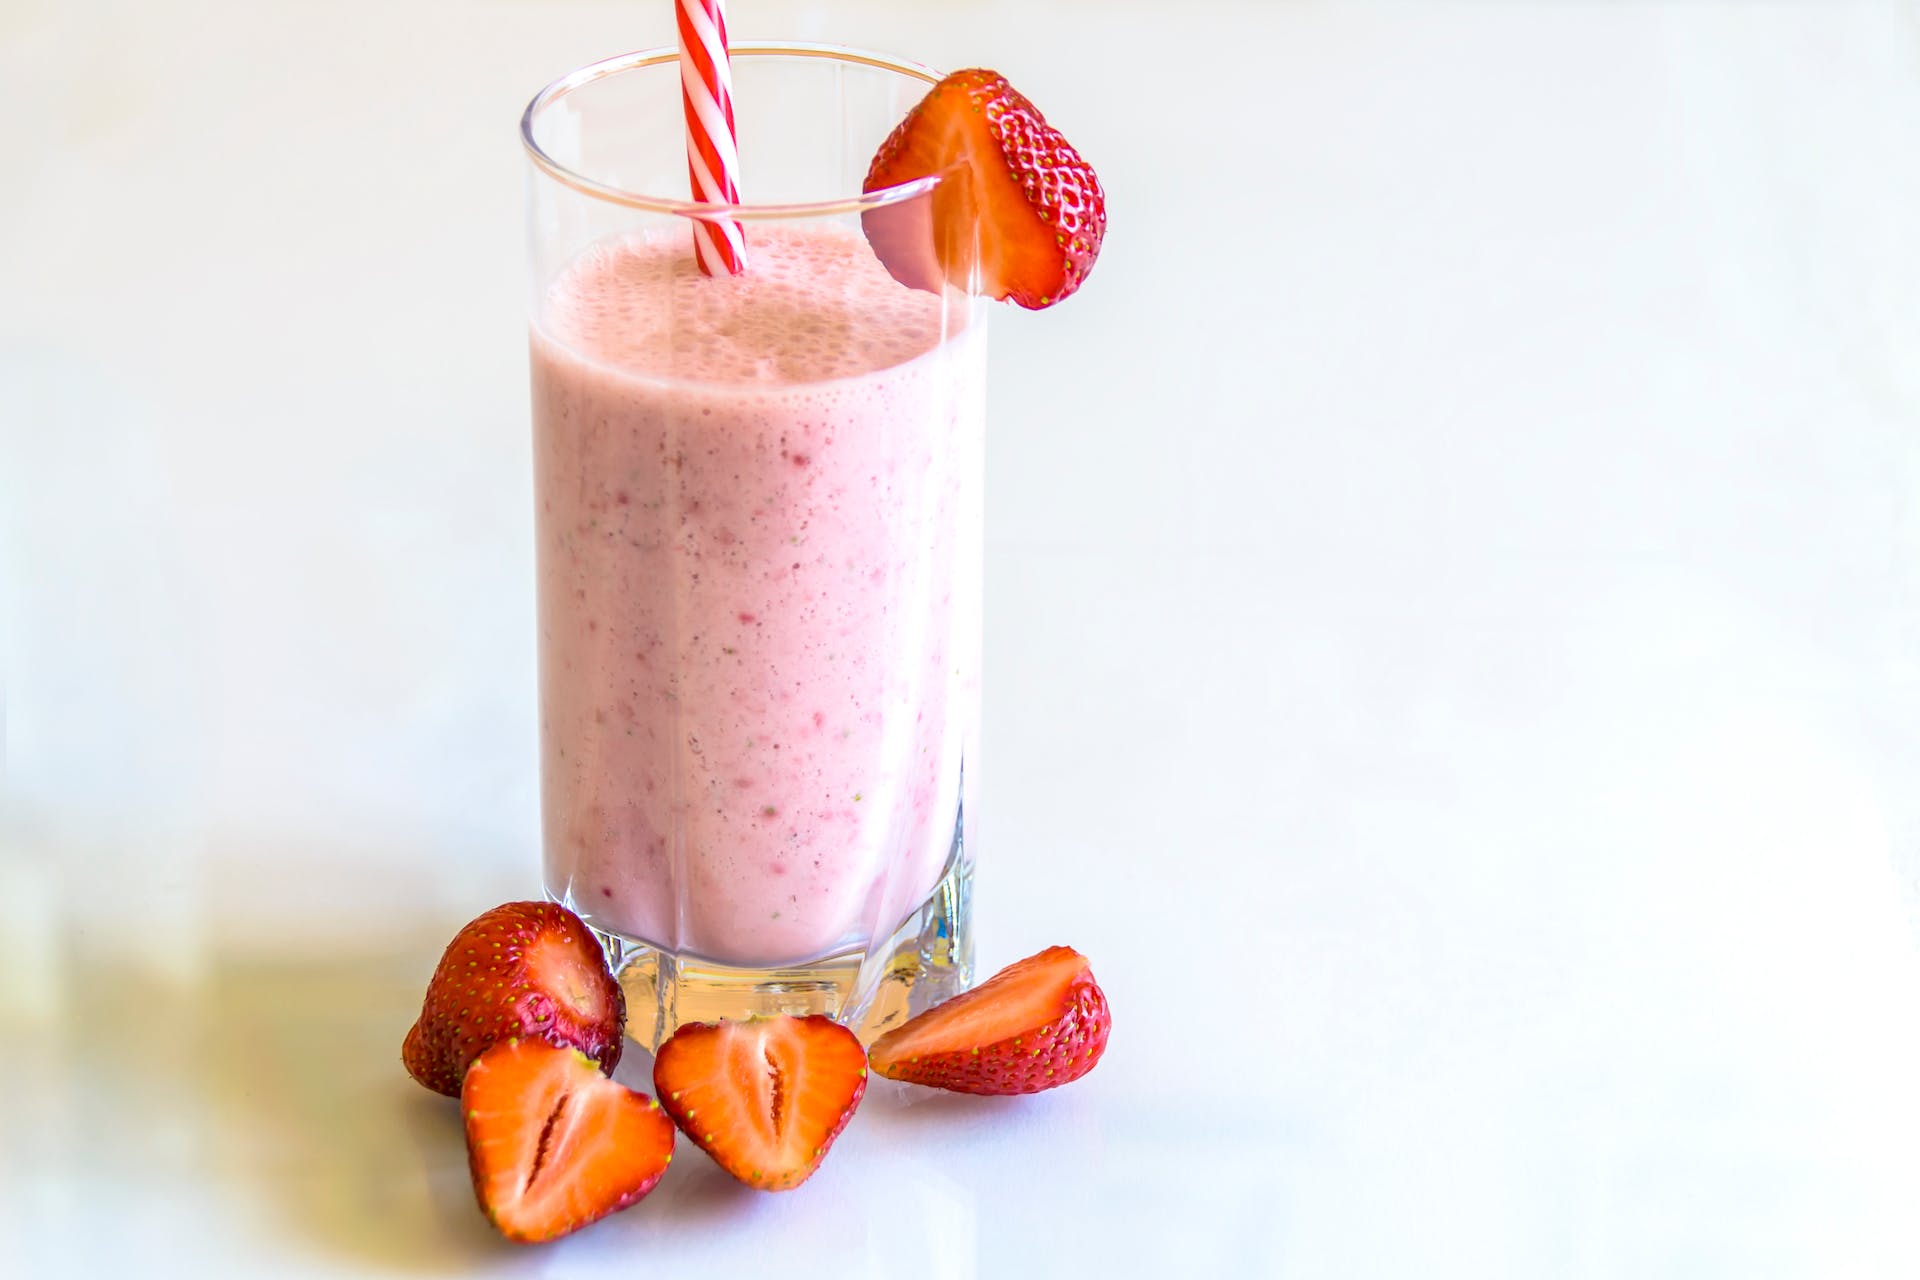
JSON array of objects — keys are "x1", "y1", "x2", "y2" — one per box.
[
  {"x1": 868, "y1": 946, "x2": 1110, "y2": 1095},
  {"x1": 402, "y1": 901, "x2": 624, "y2": 1097}
]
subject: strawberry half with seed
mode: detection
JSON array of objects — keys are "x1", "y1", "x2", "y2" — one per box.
[
  {"x1": 862, "y1": 68, "x2": 1105, "y2": 308},
  {"x1": 868, "y1": 946, "x2": 1110, "y2": 1095},
  {"x1": 463, "y1": 1037, "x2": 674, "y2": 1243},
  {"x1": 402, "y1": 901, "x2": 624, "y2": 1097},
  {"x1": 652, "y1": 1015, "x2": 868, "y2": 1191}
]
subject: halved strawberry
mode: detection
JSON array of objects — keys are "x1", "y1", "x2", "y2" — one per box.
[
  {"x1": 462, "y1": 1038, "x2": 674, "y2": 1243},
  {"x1": 651, "y1": 1015, "x2": 867, "y2": 1191},
  {"x1": 862, "y1": 68, "x2": 1105, "y2": 309},
  {"x1": 868, "y1": 946, "x2": 1110, "y2": 1095},
  {"x1": 402, "y1": 901, "x2": 624, "y2": 1097}
]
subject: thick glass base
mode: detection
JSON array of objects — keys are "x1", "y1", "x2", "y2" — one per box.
[{"x1": 579, "y1": 853, "x2": 974, "y2": 1051}]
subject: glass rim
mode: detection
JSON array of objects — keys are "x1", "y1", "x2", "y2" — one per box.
[{"x1": 520, "y1": 41, "x2": 948, "y2": 220}]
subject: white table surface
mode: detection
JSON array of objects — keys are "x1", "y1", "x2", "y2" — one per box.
[{"x1": 8, "y1": 0, "x2": 1920, "y2": 1275}]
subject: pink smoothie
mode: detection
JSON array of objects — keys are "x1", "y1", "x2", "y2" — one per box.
[{"x1": 532, "y1": 224, "x2": 983, "y2": 968}]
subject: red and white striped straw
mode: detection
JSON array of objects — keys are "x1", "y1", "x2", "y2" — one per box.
[{"x1": 676, "y1": 0, "x2": 746, "y2": 276}]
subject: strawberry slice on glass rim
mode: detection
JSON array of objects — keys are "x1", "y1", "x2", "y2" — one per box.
[{"x1": 862, "y1": 68, "x2": 1107, "y2": 309}]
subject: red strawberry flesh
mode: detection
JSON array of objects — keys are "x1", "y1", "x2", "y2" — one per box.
[
  {"x1": 402, "y1": 901, "x2": 624, "y2": 1097},
  {"x1": 462, "y1": 1038, "x2": 674, "y2": 1243},
  {"x1": 652, "y1": 1014, "x2": 868, "y2": 1191},
  {"x1": 863, "y1": 68, "x2": 1105, "y2": 309},
  {"x1": 868, "y1": 945, "x2": 1111, "y2": 1095}
]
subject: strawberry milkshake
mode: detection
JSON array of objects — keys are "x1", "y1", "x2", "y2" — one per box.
[{"x1": 532, "y1": 223, "x2": 984, "y2": 969}]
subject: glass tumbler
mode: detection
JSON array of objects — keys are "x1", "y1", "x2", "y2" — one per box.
[{"x1": 521, "y1": 44, "x2": 984, "y2": 1049}]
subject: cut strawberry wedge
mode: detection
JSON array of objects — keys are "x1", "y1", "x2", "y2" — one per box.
[
  {"x1": 863, "y1": 68, "x2": 1105, "y2": 309},
  {"x1": 868, "y1": 946, "x2": 1111, "y2": 1095},
  {"x1": 462, "y1": 1038, "x2": 674, "y2": 1243},
  {"x1": 652, "y1": 1015, "x2": 868, "y2": 1191}
]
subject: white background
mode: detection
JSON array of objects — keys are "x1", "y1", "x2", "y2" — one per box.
[{"x1": 7, "y1": 1, "x2": 1920, "y2": 1275}]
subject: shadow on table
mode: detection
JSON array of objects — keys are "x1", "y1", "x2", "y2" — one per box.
[
  {"x1": 76, "y1": 919, "x2": 511, "y2": 1272},
  {"x1": 90, "y1": 896, "x2": 824, "y2": 1272},
  {"x1": 66, "y1": 889, "x2": 1015, "y2": 1272}
]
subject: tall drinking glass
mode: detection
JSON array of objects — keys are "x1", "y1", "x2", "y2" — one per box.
[{"x1": 521, "y1": 45, "x2": 984, "y2": 1050}]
